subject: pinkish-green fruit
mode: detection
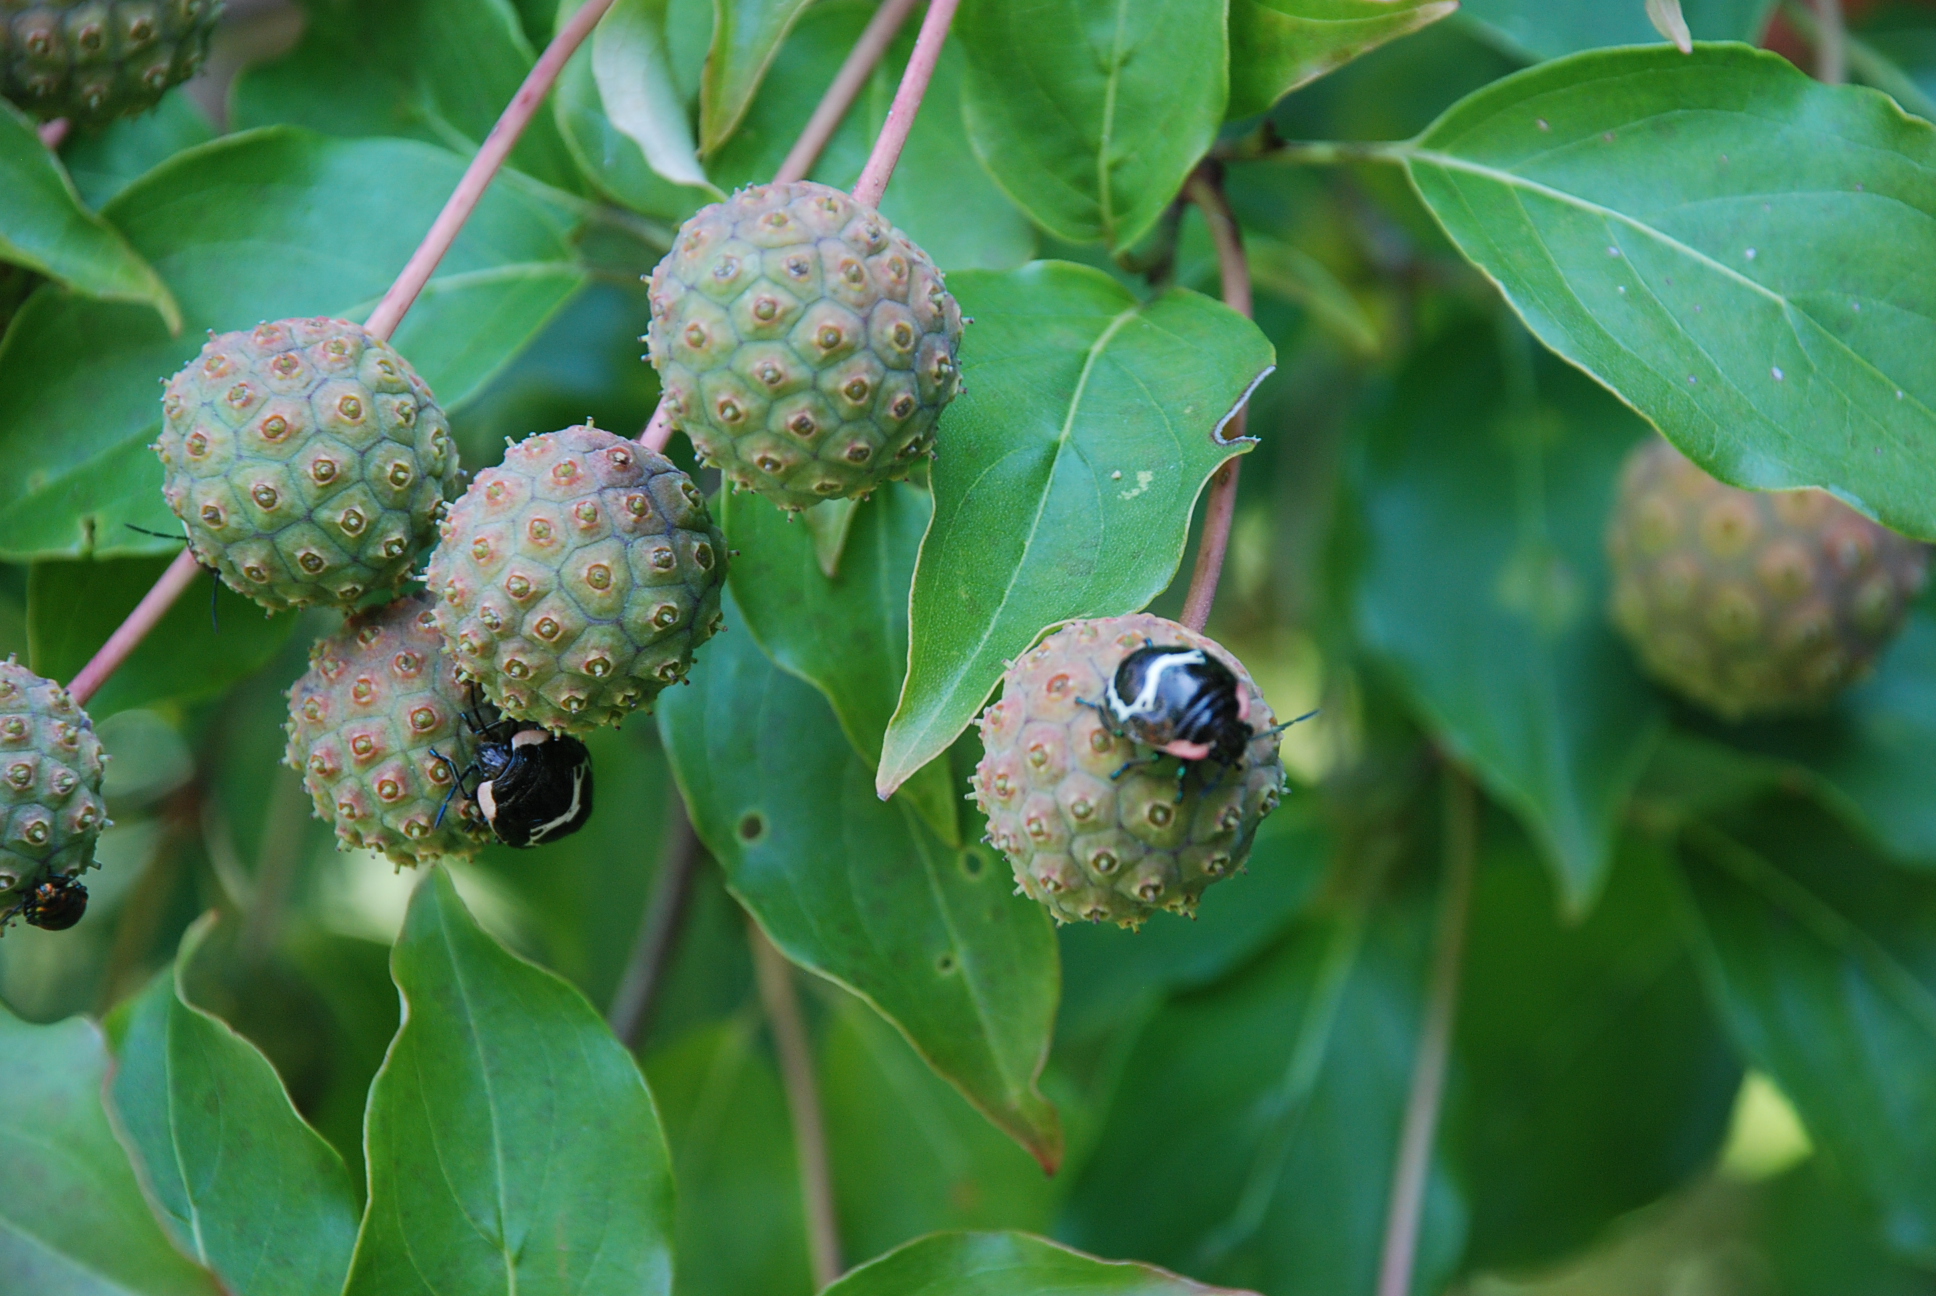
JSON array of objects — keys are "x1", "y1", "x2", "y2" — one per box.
[
  {"x1": 971, "y1": 614, "x2": 1287, "y2": 928},
  {"x1": 2, "y1": 0, "x2": 222, "y2": 123},
  {"x1": 0, "y1": 658, "x2": 106, "y2": 898},
  {"x1": 425, "y1": 424, "x2": 727, "y2": 734},
  {"x1": 645, "y1": 180, "x2": 963, "y2": 512}
]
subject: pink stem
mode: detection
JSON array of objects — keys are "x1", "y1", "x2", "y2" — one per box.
[
  {"x1": 850, "y1": 0, "x2": 959, "y2": 209},
  {"x1": 364, "y1": 0, "x2": 622, "y2": 340},
  {"x1": 68, "y1": 548, "x2": 202, "y2": 706},
  {"x1": 38, "y1": 119, "x2": 69, "y2": 150},
  {"x1": 775, "y1": 0, "x2": 924, "y2": 185},
  {"x1": 641, "y1": 400, "x2": 675, "y2": 453},
  {"x1": 1178, "y1": 166, "x2": 1254, "y2": 633}
]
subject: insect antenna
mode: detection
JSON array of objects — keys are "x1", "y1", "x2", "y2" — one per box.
[{"x1": 1255, "y1": 708, "x2": 1319, "y2": 738}]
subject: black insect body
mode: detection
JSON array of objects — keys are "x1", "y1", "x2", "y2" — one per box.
[
  {"x1": 2, "y1": 873, "x2": 89, "y2": 932},
  {"x1": 433, "y1": 696, "x2": 595, "y2": 848},
  {"x1": 1086, "y1": 642, "x2": 1315, "y2": 790}
]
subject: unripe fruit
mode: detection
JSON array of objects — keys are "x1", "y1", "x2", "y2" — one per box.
[
  {"x1": 1608, "y1": 437, "x2": 1928, "y2": 720},
  {"x1": 284, "y1": 594, "x2": 492, "y2": 864},
  {"x1": 156, "y1": 318, "x2": 460, "y2": 612},
  {"x1": 2, "y1": 0, "x2": 221, "y2": 123},
  {"x1": 971, "y1": 614, "x2": 1287, "y2": 928},
  {"x1": 425, "y1": 425, "x2": 727, "y2": 734},
  {"x1": 645, "y1": 180, "x2": 964, "y2": 512},
  {"x1": 0, "y1": 659, "x2": 106, "y2": 897}
]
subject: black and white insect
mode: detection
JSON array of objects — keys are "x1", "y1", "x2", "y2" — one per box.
[
  {"x1": 1, "y1": 873, "x2": 89, "y2": 932},
  {"x1": 1083, "y1": 641, "x2": 1314, "y2": 791},
  {"x1": 432, "y1": 691, "x2": 595, "y2": 848}
]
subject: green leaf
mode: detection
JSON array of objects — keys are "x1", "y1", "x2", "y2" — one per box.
[
  {"x1": 700, "y1": 0, "x2": 814, "y2": 153},
  {"x1": 1401, "y1": 43, "x2": 1936, "y2": 541},
  {"x1": 1060, "y1": 904, "x2": 1466, "y2": 1294},
  {"x1": 60, "y1": 92, "x2": 216, "y2": 211},
  {"x1": 1451, "y1": 827, "x2": 1741, "y2": 1272},
  {"x1": 878, "y1": 263, "x2": 1273, "y2": 795},
  {"x1": 1459, "y1": 0, "x2": 1773, "y2": 60},
  {"x1": 723, "y1": 482, "x2": 957, "y2": 843},
  {"x1": 1245, "y1": 234, "x2": 1380, "y2": 356},
  {"x1": 1680, "y1": 798, "x2": 1936, "y2": 1263},
  {"x1": 659, "y1": 603, "x2": 1064, "y2": 1168},
  {"x1": 27, "y1": 556, "x2": 297, "y2": 718},
  {"x1": 0, "y1": 128, "x2": 585, "y2": 562},
  {"x1": 0, "y1": 100, "x2": 177, "y2": 330},
  {"x1": 957, "y1": 0, "x2": 1226, "y2": 249},
  {"x1": 825, "y1": 1232, "x2": 1253, "y2": 1296},
  {"x1": 1353, "y1": 323, "x2": 1663, "y2": 913},
  {"x1": 344, "y1": 868, "x2": 676, "y2": 1295},
  {"x1": 111, "y1": 918, "x2": 360, "y2": 1296},
  {"x1": 1228, "y1": 0, "x2": 1457, "y2": 119},
  {"x1": 0, "y1": 1005, "x2": 219, "y2": 1295},
  {"x1": 595, "y1": 0, "x2": 719, "y2": 193}
]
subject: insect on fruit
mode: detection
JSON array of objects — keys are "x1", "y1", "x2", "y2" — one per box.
[
  {"x1": 431, "y1": 690, "x2": 594, "y2": 849},
  {"x1": 2, "y1": 873, "x2": 88, "y2": 932}
]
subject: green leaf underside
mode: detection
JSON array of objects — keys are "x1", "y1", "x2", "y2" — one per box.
[
  {"x1": 344, "y1": 868, "x2": 675, "y2": 1296},
  {"x1": 112, "y1": 919, "x2": 359, "y2": 1296},
  {"x1": 723, "y1": 483, "x2": 958, "y2": 843},
  {"x1": 1681, "y1": 802, "x2": 1936, "y2": 1263},
  {"x1": 878, "y1": 262, "x2": 1274, "y2": 796},
  {"x1": 956, "y1": 0, "x2": 1227, "y2": 249},
  {"x1": 658, "y1": 606, "x2": 1064, "y2": 1169},
  {"x1": 0, "y1": 128, "x2": 584, "y2": 561},
  {"x1": 1459, "y1": 0, "x2": 1774, "y2": 61},
  {"x1": 593, "y1": 0, "x2": 717, "y2": 191},
  {"x1": 1354, "y1": 324, "x2": 1662, "y2": 914},
  {"x1": 1227, "y1": 0, "x2": 1458, "y2": 120},
  {"x1": 1404, "y1": 43, "x2": 1936, "y2": 539},
  {"x1": 701, "y1": 0, "x2": 815, "y2": 153},
  {"x1": 0, "y1": 100, "x2": 177, "y2": 328},
  {"x1": 0, "y1": 1007, "x2": 218, "y2": 1296},
  {"x1": 823, "y1": 1232, "x2": 1255, "y2": 1296},
  {"x1": 61, "y1": 92, "x2": 217, "y2": 211}
]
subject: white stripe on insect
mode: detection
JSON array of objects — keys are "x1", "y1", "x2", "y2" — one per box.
[
  {"x1": 528, "y1": 767, "x2": 585, "y2": 842},
  {"x1": 1109, "y1": 649, "x2": 1207, "y2": 717}
]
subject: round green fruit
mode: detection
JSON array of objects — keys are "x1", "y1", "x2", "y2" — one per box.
[
  {"x1": 2, "y1": 0, "x2": 222, "y2": 123},
  {"x1": 0, "y1": 658, "x2": 106, "y2": 898}
]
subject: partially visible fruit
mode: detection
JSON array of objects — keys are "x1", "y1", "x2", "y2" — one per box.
[
  {"x1": 425, "y1": 424, "x2": 727, "y2": 734},
  {"x1": 1608, "y1": 437, "x2": 1929, "y2": 720},
  {"x1": 0, "y1": 658, "x2": 106, "y2": 899},
  {"x1": 971, "y1": 614, "x2": 1287, "y2": 928},
  {"x1": 284, "y1": 595, "x2": 492, "y2": 865},
  {"x1": 2, "y1": 0, "x2": 223, "y2": 123},
  {"x1": 156, "y1": 317, "x2": 460, "y2": 613},
  {"x1": 645, "y1": 180, "x2": 963, "y2": 512}
]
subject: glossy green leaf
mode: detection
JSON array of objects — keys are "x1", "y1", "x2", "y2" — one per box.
[
  {"x1": 1402, "y1": 43, "x2": 1936, "y2": 541},
  {"x1": 1680, "y1": 798, "x2": 1936, "y2": 1263},
  {"x1": 957, "y1": 0, "x2": 1226, "y2": 249},
  {"x1": 1354, "y1": 324, "x2": 1662, "y2": 914},
  {"x1": 700, "y1": 0, "x2": 813, "y2": 153},
  {"x1": 1060, "y1": 904, "x2": 1466, "y2": 1294},
  {"x1": 879, "y1": 263, "x2": 1273, "y2": 795},
  {"x1": 659, "y1": 604, "x2": 1064, "y2": 1168},
  {"x1": 1451, "y1": 827, "x2": 1741, "y2": 1272},
  {"x1": 27, "y1": 556, "x2": 296, "y2": 718},
  {"x1": 723, "y1": 482, "x2": 957, "y2": 843},
  {"x1": 1459, "y1": 0, "x2": 1773, "y2": 60},
  {"x1": 60, "y1": 93, "x2": 216, "y2": 211},
  {"x1": 554, "y1": 18, "x2": 713, "y2": 221},
  {"x1": 0, "y1": 100, "x2": 177, "y2": 329},
  {"x1": 826, "y1": 1232, "x2": 1251, "y2": 1296},
  {"x1": 0, "y1": 1006, "x2": 218, "y2": 1295},
  {"x1": 111, "y1": 919, "x2": 360, "y2": 1296},
  {"x1": 0, "y1": 128, "x2": 584, "y2": 561},
  {"x1": 595, "y1": 0, "x2": 718, "y2": 192},
  {"x1": 344, "y1": 868, "x2": 675, "y2": 1296},
  {"x1": 1228, "y1": 0, "x2": 1457, "y2": 119}
]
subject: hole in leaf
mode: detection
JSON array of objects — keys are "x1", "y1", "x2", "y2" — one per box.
[
  {"x1": 936, "y1": 952, "x2": 957, "y2": 975},
  {"x1": 737, "y1": 811, "x2": 766, "y2": 843},
  {"x1": 960, "y1": 851, "x2": 985, "y2": 878}
]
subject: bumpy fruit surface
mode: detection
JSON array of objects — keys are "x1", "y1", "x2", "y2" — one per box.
[
  {"x1": 0, "y1": 659, "x2": 105, "y2": 898},
  {"x1": 156, "y1": 318, "x2": 460, "y2": 613},
  {"x1": 2, "y1": 0, "x2": 221, "y2": 123},
  {"x1": 284, "y1": 595, "x2": 491, "y2": 865},
  {"x1": 971, "y1": 615, "x2": 1287, "y2": 928},
  {"x1": 645, "y1": 180, "x2": 964, "y2": 512},
  {"x1": 1608, "y1": 437, "x2": 1929, "y2": 720},
  {"x1": 425, "y1": 425, "x2": 727, "y2": 734}
]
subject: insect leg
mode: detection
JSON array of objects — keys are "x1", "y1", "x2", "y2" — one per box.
[{"x1": 429, "y1": 748, "x2": 474, "y2": 829}]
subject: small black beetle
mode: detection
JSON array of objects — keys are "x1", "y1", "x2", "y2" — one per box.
[
  {"x1": 433, "y1": 693, "x2": 595, "y2": 849},
  {"x1": 3, "y1": 873, "x2": 88, "y2": 932}
]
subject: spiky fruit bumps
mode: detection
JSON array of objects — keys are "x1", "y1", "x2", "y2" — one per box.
[
  {"x1": 425, "y1": 424, "x2": 727, "y2": 734},
  {"x1": 971, "y1": 615, "x2": 1287, "y2": 928},
  {"x1": 156, "y1": 318, "x2": 460, "y2": 613},
  {"x1": 285, "y1": 595, "x2": 491, "y2": 864},
  {"x1": 1608, "y1": 437, "x2": 1929, "y2": 720},
  {"x1": 2, "y1": 0, "x2": 220, "y2": 123},
  {"x1": 0, "y1": 660, "x2": 106, "y2": 899},
  {"x1": 645, "y1": 180, "x2": 964, "y2": 512}
]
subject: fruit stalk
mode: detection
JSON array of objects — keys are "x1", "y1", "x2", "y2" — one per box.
[
  {"x1": 851, "y1": 0, "x2": 959, "y2": 208},
  {"x1": 752, "y1": 921, "x2": 842, "y2": 1287},
  {"x1": 775, "y1": 0, "x2": 924, "y2": 186},
  {"x1": 38, "y1": 119, "x2": 68, "y2": 149},
  {"x1": 67, "y1": 548, "x2": 201, "y2": 706},
  {"x1": 608, "y1": 792, "x2": 702, "y2": 1048},
  {"x1": 1375, "y1": 765, "x2": 1475, "y2": 1296},
  {"x1": 1179, "y1": 165, "x2": 1253, "y2": 633},
  {"x1": 364, "y1": 0, "x2": 622, "y2": 339}
]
